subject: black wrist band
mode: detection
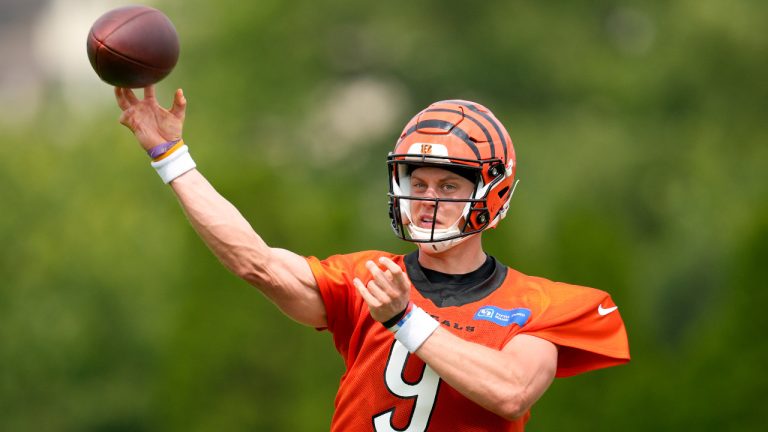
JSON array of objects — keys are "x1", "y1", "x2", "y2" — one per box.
[{"x1": 382, "y1": 305, "x2": 409, "y2": 329}]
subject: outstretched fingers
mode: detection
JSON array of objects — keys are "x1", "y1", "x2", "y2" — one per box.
[
  {"x1": 123, "y1": 87, "x2": 140, "y2": 105},
  {"x1": 143, "y1": 85, "x2": 156, "y2": 100},
  {"x1": 114, "y1": 87, "x2": 128, "y2": 110},
  {"x1": 115, "y1": 88, "x2": 134, "y2": 127},
  {"x1": 114, "y1": 87, "x2": 138, "y2": 110},
  {"x1": 170, "y1": 88, "x2": 186, "y2": 120}
]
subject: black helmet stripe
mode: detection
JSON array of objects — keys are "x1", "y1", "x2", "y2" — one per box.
[
  {"x1": 425, "y1": 108, "x2": 497, "y2": 159},
  {"x1": 403, "y1": 119, "x2": 481, "y2": 159},
  {"x1": 443, "y1": 100, "x2": 509, "y2": 162}
]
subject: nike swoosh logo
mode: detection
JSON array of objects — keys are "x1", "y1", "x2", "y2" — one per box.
[{"x1": 598, "y1": 304, "x2": 618, "y2": 316}]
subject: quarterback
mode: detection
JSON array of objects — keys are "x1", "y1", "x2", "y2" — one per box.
[{"x1": 115, "y1": 85, "x2": 630, "y2": 431}]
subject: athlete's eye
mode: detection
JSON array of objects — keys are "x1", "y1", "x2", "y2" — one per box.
[
  {"x1": 411, "y1": 181, "x2": 427, "y2": 192},
  {"x1": 441, "y1": 183, "x2": 458, "y2": 193}
]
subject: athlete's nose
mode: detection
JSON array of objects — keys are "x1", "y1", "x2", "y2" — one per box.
[{"x1": 422, "y1": 185, "x2": 439, "y2": 199}]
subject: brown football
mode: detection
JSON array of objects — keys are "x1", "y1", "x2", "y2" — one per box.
[{"x1": 86, "y1": 5, "x2": 179, "y2": 88}]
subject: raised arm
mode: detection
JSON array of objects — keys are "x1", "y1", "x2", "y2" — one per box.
[{"x1": 114, "y1": 86, "x2": 325, "y2": 327}]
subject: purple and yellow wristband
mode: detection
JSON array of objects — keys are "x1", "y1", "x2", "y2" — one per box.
[{"x1": 147, "y1": 138, "x2": 184, "y2": 161}]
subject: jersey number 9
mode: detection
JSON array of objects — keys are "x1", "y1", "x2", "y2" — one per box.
[{"x1": 373, "y1": 341, "x2": 441, "y2": 432}]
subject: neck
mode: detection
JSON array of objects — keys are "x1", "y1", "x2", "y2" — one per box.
[{"x1": 416, "y1": 234, "x2": 486, "y2": 274}]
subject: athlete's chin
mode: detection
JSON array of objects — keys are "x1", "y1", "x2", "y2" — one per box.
[{"x1": 416, "y1": 242, "x2": 448, "y2": 255}]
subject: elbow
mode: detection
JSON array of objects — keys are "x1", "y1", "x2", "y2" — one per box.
[
  {"x1": 494, "y1": 387, "x2": 534, "y2": 421},
  {"x1": 499, "y1": 398, "x2": 528, "y2": 421}
]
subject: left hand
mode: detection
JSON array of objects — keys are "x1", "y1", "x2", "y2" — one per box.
[{"x1": 353, "y1": 257, "x2": 412, "y2": 323}]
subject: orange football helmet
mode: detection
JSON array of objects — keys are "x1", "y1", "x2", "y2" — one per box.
[{"x1": 387, "y1": 100, "x2": 517, "y2": 252}]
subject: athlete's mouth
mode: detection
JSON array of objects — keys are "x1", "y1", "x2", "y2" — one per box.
[{"x1": 418, "y1": 215, "x2": 438, "y2": 229}]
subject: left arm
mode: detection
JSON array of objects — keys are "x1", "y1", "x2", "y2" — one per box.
[
  {"x1": 416, "y1": 329, "x2": 557, "y2": 420},
  {"x1": 354, "y1": 257, "x2": 558, "y2": 420}
]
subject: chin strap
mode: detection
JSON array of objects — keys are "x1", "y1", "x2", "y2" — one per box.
[{"x1": 413, "y1": 229, "x2": 474, "y2": 253}]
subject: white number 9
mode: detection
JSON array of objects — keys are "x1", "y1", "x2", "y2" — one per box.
[{"x1": 373, "y1": 341, "x2": 441, "y2": 432}]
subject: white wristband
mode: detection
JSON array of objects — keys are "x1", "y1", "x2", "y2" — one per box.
[
  {"x1": 150, "y1": 145, "x2": 196, "y2": 184},
  {"x1": 394, "y1": 305, "x2": 440, "y2": 353}
]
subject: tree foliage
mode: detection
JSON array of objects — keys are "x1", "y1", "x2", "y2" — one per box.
[{"x1": 1, "y1": 0, "x2": 766, "y2": 430}]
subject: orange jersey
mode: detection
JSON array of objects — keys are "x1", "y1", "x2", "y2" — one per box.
[{"x1": 307, "y1": 250, "x2": 630, "y2": 432}]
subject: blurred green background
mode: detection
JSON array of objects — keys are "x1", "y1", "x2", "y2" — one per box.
[{"x1": 1, "y1": 0, "x2": 766, "y2": 430}]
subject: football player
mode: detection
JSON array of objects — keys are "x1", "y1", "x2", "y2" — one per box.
[{"x1": 115, "y1": 85, "x2": 630, "y2": 431}]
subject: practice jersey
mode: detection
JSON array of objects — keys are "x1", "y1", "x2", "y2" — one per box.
[{"x1": 306, "y1": 250, "x2": 630, "y2": 432}]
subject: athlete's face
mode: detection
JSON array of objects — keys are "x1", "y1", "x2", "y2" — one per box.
[{"x1": 408, "y1": 167, "x2": 475, "y2": 230}]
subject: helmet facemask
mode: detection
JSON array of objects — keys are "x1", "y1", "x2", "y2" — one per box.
[
  {"x1": 388, "y1": 155, "x2": 509, "y2": 253},
  {"x1": 386, "y1": 100, "x2": 517, "y2": 252}
]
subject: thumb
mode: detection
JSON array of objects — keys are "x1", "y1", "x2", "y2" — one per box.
[{"x1": 170, "y1": 88, "x2": 186, "y2": 119}]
